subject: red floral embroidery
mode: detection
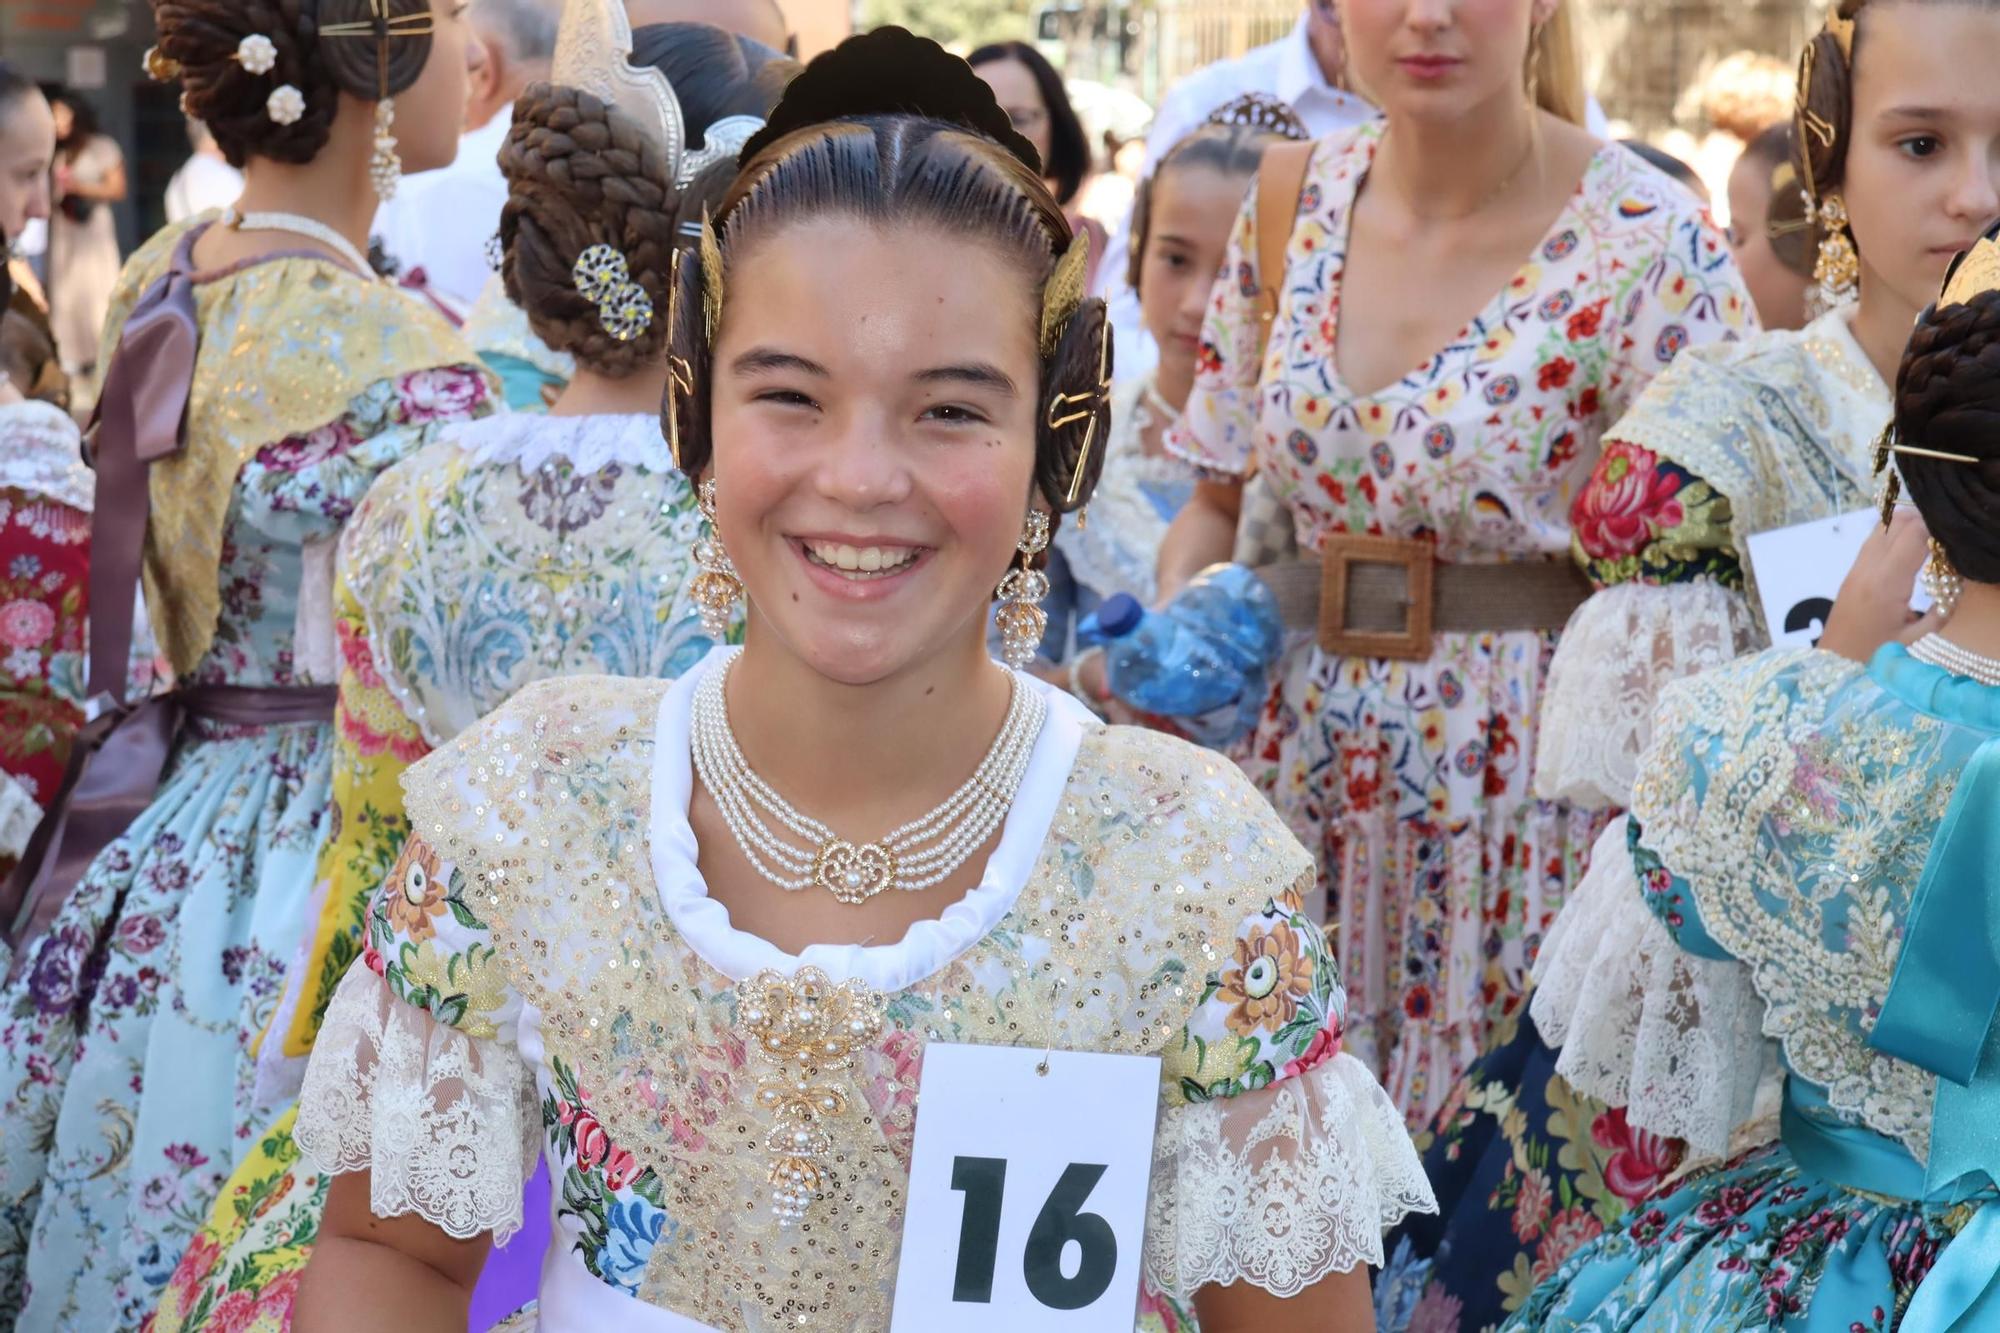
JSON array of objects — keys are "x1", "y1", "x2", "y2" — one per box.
[
  {"x1": 1590, "y1": 1104, "x2": 1681, "y2": 1205},
  {"x1": 1571, "y1": 441, "x2": 1687, "y2": 559},
  {"x1": 1537, "y1": 357, "x2": 1577, "y2": 391}
]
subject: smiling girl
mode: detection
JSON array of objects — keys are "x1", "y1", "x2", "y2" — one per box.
[{"x1": 289, "y1": 30, "x2": 1431, "y2": 1333}]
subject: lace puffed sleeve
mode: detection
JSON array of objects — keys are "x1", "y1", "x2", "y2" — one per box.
[
  {"x1": 1146, "y1": 872, "x2": 1435, "y2": 1299},
  {"x1": 1530, "y1": 816, "x2": 1773, "y2": 1158},
  {"x1": 1536, "y1": 440, "x2": 1758, "y2": 808},
  {"x1": 294, "y1": 830, "x2": 539, "y2": 1241}
]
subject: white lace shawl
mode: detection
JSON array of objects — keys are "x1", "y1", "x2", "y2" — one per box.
[
  {"x1": 0, "y1": 400, "x2": 93, "y2": 509},
  {"x1": 1530, "y1": 817, "x2": 1775, "y2": 1158}
]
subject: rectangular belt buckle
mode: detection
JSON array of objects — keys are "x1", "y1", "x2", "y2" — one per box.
[{"x1": 1317, "y1": 534, "x2": 1435, "y2": 662}]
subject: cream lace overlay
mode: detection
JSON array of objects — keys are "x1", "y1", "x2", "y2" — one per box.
[
  {"x1": 1148, "y1": 1054, "x2": 1434, "y2": 1298},
  {"x1": 0, "y1": 401, "x2": 94, "y2": 509},
  {"x1": 1634, "y1": 650, "x2": 1955, "y2": 1161},
  {"x1": 296, "y1": 963, "x2": 541, "y2": 1241},
  {"x1": 1535, "y1": 313, "x2": 1887, "y2": 809},
  {"x1": 351, "y1": 674, "x2": 1430, "y2": 1327},
  {"x1": 0, "y1": 769, "x2": 40, "y2": 861},
  {"x1": 1536, "y1": 581, "x2": 1759, "y2": 809},
  {"x1": 1531, "y1": 817, "x2": 1773, "y2": 1157}
]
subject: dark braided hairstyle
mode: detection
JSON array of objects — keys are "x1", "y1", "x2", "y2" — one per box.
[
  {"x1": 1127, "y1": 93, "x2": 1307, "y2": 292},
  {"x1": 1894, "y1": 282, "x2": 2000, "y2": 584},
  {"x1": 499, "y1": 23, "x2": 794, "y2": 378},
  {"x1": 667, "y1": 27, "x2": 1112, "y2": 520},
  {"x1": 150, "y1": 0, "x2": 433, "y2": 169}
]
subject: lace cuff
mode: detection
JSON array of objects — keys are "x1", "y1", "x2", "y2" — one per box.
[
  {"x1": 0, "y1": 768, "x2": 41, "y2": 861},
  {"x1": 1535, "y1": 579, "x2": 1758, "y2": 809},
  {"x1": 295, "y1": 964, "x2": 540, "y2": 1241},
  {"x1": 1530, "y1": 818, "x2": 1773, "y2": 1158},
  {"x1": 1145, "y1": 1053, "x2": 1435, "y2": 1299}
]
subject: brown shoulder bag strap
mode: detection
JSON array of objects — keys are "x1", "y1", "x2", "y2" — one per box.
[{"x1": 1253, "y1": 140, "x2": 1315, "y2": 365}]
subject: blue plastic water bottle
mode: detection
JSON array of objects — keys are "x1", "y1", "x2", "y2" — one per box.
[{"x1": 1083, "y1": 564, "x2": 1284, "y2": 746}]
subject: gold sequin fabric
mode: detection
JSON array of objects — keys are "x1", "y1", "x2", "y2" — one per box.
[
  {"x1": 401, "y1": 673, "x2": 1314, "y2": 1329},
  {"x1": 99, "y1": 213, "x2": 491, "y2": 677}
]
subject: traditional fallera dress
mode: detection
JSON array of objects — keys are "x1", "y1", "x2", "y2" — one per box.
[
  {"x1": 276, "y1": 651, "x2": 1432, "y2": 1331},
  {"x1": 1170, "y1": 118, "x2": 1752, "y2": 1122},
  {"x1": 1375, "y1": 307, "x2": 1891, "y2": 1332},
  {"x1": 463, "y1": 273, "x2": 576, "y2": 413},
  {"x1": 146, "y1": 410, "x2": 719, "y2": 1330},
  {"x1": 1506, "y1": 644, "x2": 2000, "y2": 1329},
  {"x1": 0, "y1": 214, "x2": 496, "y2": 1329}
]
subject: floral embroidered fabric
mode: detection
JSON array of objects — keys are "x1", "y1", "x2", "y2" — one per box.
[
  {"x1": 1535, "y1": 309, "x2": 1888, "y2": 809},
  {"x1": 1165, "y1": 121, "x2": 1750, "y2": 1122},
  {"x1": 292, "y1": 667, "x2": 1434, "y2": 1328}
]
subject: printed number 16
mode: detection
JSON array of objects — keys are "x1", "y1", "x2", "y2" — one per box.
[{"x1": 949, "y1": 1156, "x2": 1118, "y2": 1310}]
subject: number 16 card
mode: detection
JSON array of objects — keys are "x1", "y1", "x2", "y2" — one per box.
[{"x1": 889, "y1": 1042, "x2": 1162, "y2": 1331}]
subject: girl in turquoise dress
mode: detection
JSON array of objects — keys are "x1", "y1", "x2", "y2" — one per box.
[{"x1": 1507, "y1": 229, "x2": 2000, "y2": 1329}]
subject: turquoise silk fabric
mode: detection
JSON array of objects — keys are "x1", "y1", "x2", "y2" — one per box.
[{"x1": 1502, "y1": 645, "x2": 2000, "y2": 1331}]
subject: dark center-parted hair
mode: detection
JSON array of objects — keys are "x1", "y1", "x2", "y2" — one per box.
[
  {"x1": 1894, "y1": 276, "x2": 2000, "y2": 584},
  {"x1": 965, "y1": 41, "x2": 1090, "y2": 207},
  {"x1": 150, "y1": 0, "x2": 437, "y2": 168},
  {"x1": 665, "y1": 111, "x2": 1111, "y2": 516},
  {"x1": 498, "y1": 23, "x2": 795, "y2": 378}
]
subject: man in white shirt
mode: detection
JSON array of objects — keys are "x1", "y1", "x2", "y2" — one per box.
[
  {"x1": 372, "y1": 0, "x2": 560, "y2": 313},
  {"x1": 1098, "y1": 2, "x2": 1374, "y2": 382},
  {"x1": 164, "y1": 120, "x2": 244, "y2": 224}
]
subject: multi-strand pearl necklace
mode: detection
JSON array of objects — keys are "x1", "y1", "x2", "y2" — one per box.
[
  {"x1": 1909, "y1": 632, "x2": 2000, "y2": 687},
  {"x1": 691, "y1": 650, "x2": 1047, "y2": 904}
]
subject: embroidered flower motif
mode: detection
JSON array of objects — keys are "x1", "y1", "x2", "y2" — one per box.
[
  {"x1": 3, "y1": 646, "x2": 40, "y2": 679},
  {"x1": 520, "y1": 458, "x2": 622, "y2": 536},
  {"x1": 1591, "y1": 1104, "x2": 1681, "y2": 1205},
  {"x1": 382, "y1": 840, "x2": 447, "y2": 940},
  {"x1": 1282, "y1": 1022, "x2": 1340, "y2": 1079},
  {"x1": 1531, "y1": 1205, "x2": 1605, "y2": 1284},
  {"x1": 236, "y1": 33, "x2": 279, "y2": 74},
  {"x1": 1511, "y1": 1166, "x2": 1554, "y2": 1242},
  {"x1": 0, "y1": 598, "x2": 55, "y2": 648},
  {"x1": 398, "y1": 367, "x2": 488, "y2": 423},
  {"x1": 266, "y1": 85, "x2": 306, "y2": 126},
  {"x1": 1219, "y1": 921, "x2": 1314, "y2": 1037},
  {"x1": 1571, "y1": 441, "x2": 1687, "y2": 560}
]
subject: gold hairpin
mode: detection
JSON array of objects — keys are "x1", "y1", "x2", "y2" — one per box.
[
  {"x1": 1038, "y1": 232, "x2": 1091, "y2": 358},
  {"x1": 664, "y1": 248, "x2": 694, "y2": 472},
  {"x1": 1872, "y1": 423, "x2": 1983, "y2": 526},
  {"x1": 698, "y1": 210, "x2": 724, "y2": 344},
  {"x1": 317, "y1": 2, "x2": 437, "y2": 40},
  {"x1": 1048, "y1": 316, "x2": 1113, "y2": 506}
]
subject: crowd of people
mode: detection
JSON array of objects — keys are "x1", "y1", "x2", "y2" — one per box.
[{"x1": 0, "y1": 0, "x2": 1996, "y2": 1330}]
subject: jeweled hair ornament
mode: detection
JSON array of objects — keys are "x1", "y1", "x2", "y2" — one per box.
[
  {"x1": 550, "y1": 0, "x2": 686, "y2": 184},
  {"x1": 678, "y1": 115, "x2": 765, "y2": 189},
  {"x1": 1200, "y1": 91, "x2": 1310, "y2": 141},
  {"x1": 573, "y1": 244, "x2": 654, "y2": 341}
]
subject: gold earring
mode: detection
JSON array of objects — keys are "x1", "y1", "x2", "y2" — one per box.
[
  {"x1": 994, "y1": 511, "x2": 1052, "y2": 671},
  {"x1": 370, "y1": 98, "x2": 401, "y2": 201},
  {"x1": 691, "y1": 479, "x2": 742, "y2": 639},
  {"x1": 1814, "y1": 193, "x2": 1860, "y2": 310},
  {"x1": 1923, "y1": 538, "x2": 1964, "y2": 614}
]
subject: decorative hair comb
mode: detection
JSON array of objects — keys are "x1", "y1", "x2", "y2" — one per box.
[
  {"x1": 678, "y1": 114, "x2": 766, "y2": 189},
  {"x1": 1201, "y1": 92, "x2": 1309, "y2": 141},
  {"x1": 551, "y1": 0, "x2": 686, "y2": 181},
  {"x1": 1940, "y1": 230, "x2": 2000, "y2": 310}
]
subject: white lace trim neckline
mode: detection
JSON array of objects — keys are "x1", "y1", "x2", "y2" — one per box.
[
  {"x1": 648, "y1": 646, "x2": 1094, "y2": 991},
  {"x1": 453, "y1": 411, "x2": 667, "y2": 476}
]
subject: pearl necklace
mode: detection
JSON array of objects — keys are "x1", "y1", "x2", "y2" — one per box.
[
  {"x1": 691, "y1": 649, "x2": 1047, "y2": 904},
  {"x1": 223, "y1": 207, "x2": 375, "y2": 279},
  {"x1": 1909, "y1": 633, "x2": 2000, "y2": 687}
]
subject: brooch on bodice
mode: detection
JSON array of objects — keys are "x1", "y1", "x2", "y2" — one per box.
[{"x1": 736, "y1": 967, "x2": 886, "y2": 1227}]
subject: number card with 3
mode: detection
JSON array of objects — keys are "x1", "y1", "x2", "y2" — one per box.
[{"x1": 890, "y1": 1042, "x2": 1162, "y2": 1332}]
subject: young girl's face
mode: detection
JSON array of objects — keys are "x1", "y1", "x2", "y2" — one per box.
[
  {"x1": 1139, "y1": 162, "x2": 1253, "y2": 395},
  {"x1": 708, "y1": 216, "x2": 1043, "y2": 687}
]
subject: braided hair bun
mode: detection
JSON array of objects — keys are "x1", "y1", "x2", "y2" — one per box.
[
  {"x1": 151, "y1": 0, "x2": 432, "y2": 168},
  {"x1": 499, "y1": 23, "x2": 795, "y2": 377},
  {"x1": 1894, "y1": 279, "x2": 2000, "y2": 584}
]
